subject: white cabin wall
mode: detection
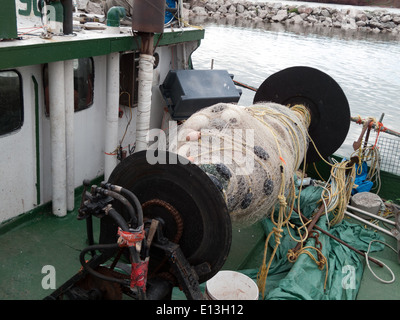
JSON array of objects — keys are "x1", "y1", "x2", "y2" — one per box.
[
  {"x1": 74, "y1": 55, "x2": 107, "y2": 186},
  {"x1": 0, "y1": 40, "x2": 201, "y2": 223},
  {"x1": 0, "y1": 65, "x2": 39, "y2": 223}
]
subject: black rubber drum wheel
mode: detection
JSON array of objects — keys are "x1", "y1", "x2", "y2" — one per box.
[
  {"x1": 101, "y1": 150, "x2": 232, "y2": 284},
  {"x1": 253, "y1": 66, "x2": 350, "y2": 163}
]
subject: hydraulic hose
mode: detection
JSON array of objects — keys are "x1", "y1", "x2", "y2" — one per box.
[
  {"x1": 106, "y1": 207, "x2": 140, "y2": 263},
  {"x1": 120, "y1": 188, "x2": 143, "y2": 226},
  {"x1": 101, "y1": 182, "x2": 144, "y2": 227},
  {"x1": 80, "y1": 243, "x2": 147, "y2": 300},
  {"x1": 99, "y1": 188, "x2": 138, "y2": 226},
  {"x1": 80, "y1": 209, "x2": 146, "y2": 299},
  {"x1": 79, "y1": 243, "x2": 129, "y2": 286}
]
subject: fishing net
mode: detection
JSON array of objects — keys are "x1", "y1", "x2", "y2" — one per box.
[{"x1": 168, "y1": 102, "x2": 310, "y2": 226}]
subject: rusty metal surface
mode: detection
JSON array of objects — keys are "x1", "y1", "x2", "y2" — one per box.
[
  {"x1": 132, "y1": 0, "x2": 165, "y2": 33},
  {"x1": 75, "y1": 266, "x2": 128, "y2": 300}
]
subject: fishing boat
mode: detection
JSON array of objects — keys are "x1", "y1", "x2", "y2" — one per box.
[{"x1": 0, "y1": 0, "x2": 399, "y2": 302}]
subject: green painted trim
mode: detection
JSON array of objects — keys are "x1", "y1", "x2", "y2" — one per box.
[
  {"x1": 32, "y1": 75, "x2": 41, "y2": 205},
  {"x1": 0, "y1": 1, "x2": 18, "y2": 39},
  {"x1": 0, "y1": 29, "x2": 205, "y2": 69},
  {"x1": 51, "y1": 1, "x2": 64, "y2": 23}
]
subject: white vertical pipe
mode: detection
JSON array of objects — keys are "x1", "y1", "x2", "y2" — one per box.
[
  {"x1": 135, "y1": 54, "x2": 155, "y2": 152},
  {"x1": 104, "y1": 52, "x2": 120, "y2": 180},
  {"x1": 64, "y1": 59, "x2": 75, "y2": 211},
  {"x1": 48, "y1": 61, "x2": 67, "y2": 217}
]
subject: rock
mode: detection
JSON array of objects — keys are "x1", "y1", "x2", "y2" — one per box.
[
  {"x1": 365, "y1": 11, "x2": 374, "y2": 19},
  {"x1": 321, "y1": 9, "x2": 330, "y2": 17},
  {"x1": 218, "y1": 5, "x2": 228, "y2": 13},
  {"x1": 186, "y1": 0, "x2": 400, "y2": 33},
  {"x1": 333, "y1": 12, "x2": 344, "y2": 22},
  {"x1": 355, "y1": 13, "x2": 367, "y2": 21},
  {"x1": 191, "y1": 6, "x2": 208, "y2": 16},
  {"x1": 258, "y1": 9, "x2": 268, "y2": 19},
  {"x1": 236, "y1": 4, "x2": 245, "y2": 13},
  {"x1": 347, "y1": 8, "x2": 359, "y2": 18},
  {"x1": 299, "y1": 13, "x2": 308, "y2": 20},
  {"x1": 324, "y1": 16, "x2": 332, "y2": 24},
  {"x1": 393, "y1": 15, "x2": 400, "y2": 24},
  {"x1": 341, "y1": 17, "x2": 357, "y2": 30},
  {"x1": 76, "y1": 0, "x2": 89, "y2": 10},
  {"x1": 228, "y1": 5, "x2": 237, "y2": 13},
  {"x1": 333, "y1": 21, "x2": 342, "y2": 28},
  {"x1": 289, "y1": 14, "x2": 303, "y2": 24},
  {"x1": 239, "y1": 11, "x2": 253, "y2": 20},
  {"x1": 272, "y1": 9, "x2": 287, "y2": 22},
  {"x1": 306, "y1": 15, "x2": 317, "y2": 23},
  {"x1": 369, "y1": 19, "x2": 382, "y2": 29},
  {"x1": 205, "y1": 3, "x2": 219, "y2": 12},
  {"x1": 313, "y1": 7, "x2": 321, "y2": 15},
  {"x1": 86, "y1": 1, "x2": 102, "y2": 14},
  {"x1": 356, "y1": 20, "x2": 366, "y2": 27},
  {"x1": 297, "y1": 5, "x2": 313, "y2": 15},
  {"x1": 382, "y1": 21, "x2": 396, "y2": 29},
  {"x1": 211, "y1": 12, "x2": 221, "y2": 19}
]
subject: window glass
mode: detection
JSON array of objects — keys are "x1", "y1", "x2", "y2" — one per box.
[
  {"x1": 44, "y1": 58, "x2": 94, "y2": 116},
  {"x1": 0, "y1": 70, "x2": 23, "y2": 136}
]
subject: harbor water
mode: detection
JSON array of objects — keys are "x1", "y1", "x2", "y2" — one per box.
[{"x1": 190, "y1": 3, "x2": 400, "y2": 160}]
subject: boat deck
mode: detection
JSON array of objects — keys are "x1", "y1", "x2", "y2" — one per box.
[{"x1": 0, "y1": 182, "x2": 399, "y2": 300}]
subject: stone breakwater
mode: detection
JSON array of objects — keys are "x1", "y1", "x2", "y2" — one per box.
[{"x1": 186, "y1": 0, "x2": 400, "y2": 33}]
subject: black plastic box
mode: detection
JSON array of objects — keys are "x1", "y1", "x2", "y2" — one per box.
[{"x1": 159, "y1": 69, "x2": 242, "y2": 120}]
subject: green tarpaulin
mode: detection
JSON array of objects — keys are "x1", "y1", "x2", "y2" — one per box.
[{"x1": 242, "y1": 185, "x2": 385, "y2": 300}]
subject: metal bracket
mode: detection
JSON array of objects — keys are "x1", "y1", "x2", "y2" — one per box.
[{"x1": 152, "y1": 239, "x2": 206, "y2": 300}]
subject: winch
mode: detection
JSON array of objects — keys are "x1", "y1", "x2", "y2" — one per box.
[
  {"x1": 45, "y1": 66, "x2": 352, "y2": 300},
  {"x1": 46, "y1": 151, "x2": 231, "y2": 300}
]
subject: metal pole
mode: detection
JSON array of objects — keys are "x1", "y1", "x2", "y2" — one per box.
[
  {"x1": 344, "y1": 210, "x2": 395, "y2": 238},
  {"x1": 347, "y1": 205, "x2": 396, "y2": 226},
  {"x1": 351, "y1": 115, "x2": 400, "y2": 138}
]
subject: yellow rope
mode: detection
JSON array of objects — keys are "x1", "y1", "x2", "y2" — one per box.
[
  {"x1": 250, "y1": 106, "x2": 311, "y2": 298},
  {"x1": 254, "y1": 105, "x2": 356, "y2": 298},
  {"x1": 287, "y1": 246, "x2": 329, "y2": 290}
]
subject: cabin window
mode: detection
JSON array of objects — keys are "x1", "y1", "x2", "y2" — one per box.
[
  {"x1": 43, "y1": 58, "x2": 94, "y2": 116},
  {"x1": 0, "y1": 70, "x2": 23, "y2": 136},
  {"x1": 119, "y1": 52, "x2": 139, "y2": 108}
]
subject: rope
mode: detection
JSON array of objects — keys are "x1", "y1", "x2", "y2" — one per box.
[
  {"x1": 251, "y1": 105, "x2": 311, "y2": 298},
  {"x1": 256, "y1": 110, "x2": 357, "y2": 298},
  {"x1": 365, "y1": 240, "x2": 396, "y2": 284},
  {"x1": 350, "y1": 116, "x2": 383, "y2": 194}
]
